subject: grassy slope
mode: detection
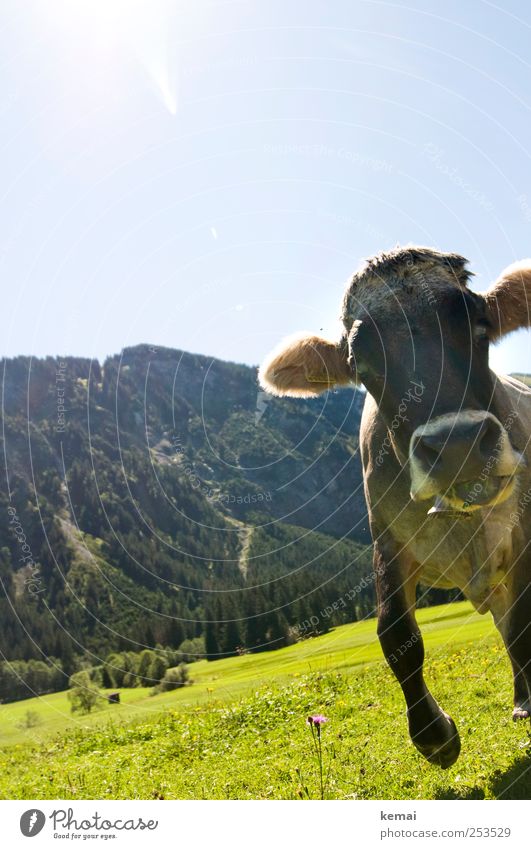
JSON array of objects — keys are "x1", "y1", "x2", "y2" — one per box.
[
  {"x1": 0, "y1": 602, "x2": 487, "y2": 747},
  {"x1": 2, "y1": 601, "x2": 531, "y2": 800}
]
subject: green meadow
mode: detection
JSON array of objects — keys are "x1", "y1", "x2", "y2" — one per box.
[{"x1": 2, "y1": 601, "x2": 531, "y2": 800}]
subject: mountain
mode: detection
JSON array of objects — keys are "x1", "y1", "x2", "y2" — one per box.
[
  {"x1": 0, "y1": 344, "x2": 461, "y2": 673},
  {"x1": 0, "y1": 344, "x2": 383, "y2": 666}
]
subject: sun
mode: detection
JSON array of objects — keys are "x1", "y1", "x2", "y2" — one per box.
[{"x1": 47, "y1": 0, "x2": 184, "y2": 114}]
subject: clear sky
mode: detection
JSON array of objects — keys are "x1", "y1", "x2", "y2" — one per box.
[{"x1": 1, "y1": 0, "x2": 531, "y2": 374}]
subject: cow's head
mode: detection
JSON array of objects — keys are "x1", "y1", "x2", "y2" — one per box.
[{"x1": 259, "y1": 246, "x2": 531, "y2": 513}]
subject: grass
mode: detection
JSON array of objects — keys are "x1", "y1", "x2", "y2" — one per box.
[{"x1": 2, "y1": 601, "x2": 531, "y2": 800}]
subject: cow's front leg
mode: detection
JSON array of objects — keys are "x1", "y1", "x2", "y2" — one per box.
[
  {"x1": 374, "y1": 540, "x2": 461, "y2": 768},
  {"x1": 511, "y1": 670, "x2": 531, "y2": 720},
  {"x1": 487, "y1": 585, "x2": 531, "y2": 720},
  {"x1": 504, "y1": 572, "x2": 531, "y2": 720}
]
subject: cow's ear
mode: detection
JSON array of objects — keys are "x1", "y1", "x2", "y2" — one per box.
[
  {"x1": 482, "y1": 259, "x2": 531, "y2": 340},
  {"x1": 258, "y1": 333, "x2": 354, "y2": 397}
]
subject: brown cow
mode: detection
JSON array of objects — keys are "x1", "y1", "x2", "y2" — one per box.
[{"x1": 259, "y1": 246, "x2": 531, "y2": 767}]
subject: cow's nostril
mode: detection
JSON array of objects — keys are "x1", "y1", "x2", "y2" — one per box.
[
  {"x1": 421, "y1": 434, "x2": 446, "y2": 454},
  {"x1": 422, "y1": 444, "x2": 441, "y2": 463},
  {"x1": 414, "y1": 436, "x2": 443, "y2": 466}
]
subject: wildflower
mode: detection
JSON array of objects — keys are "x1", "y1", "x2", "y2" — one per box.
[
  {"x1": 307, "y1": 714, "x2": 328, "y2": 731},
  {"x1": 306, "y1": 714, "x2": 330, "y2": 799}
]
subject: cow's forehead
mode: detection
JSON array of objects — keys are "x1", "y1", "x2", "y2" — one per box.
[{"x1": 341, "y1": 246, "x2": 472, "y2": 330}]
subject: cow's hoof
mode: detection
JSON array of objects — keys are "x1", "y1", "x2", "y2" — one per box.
[
  {"x1": 410, "y1": 712, "x2": 461, "y2": 769},
  {"x1": 512, "y1": 706, "x2": 530, "y2": 721}
]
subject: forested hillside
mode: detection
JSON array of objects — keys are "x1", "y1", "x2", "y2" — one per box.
[
  {"x1": 0, "y1": 344, "x2": 456, "y2": 692},
  {"x1": 0, "y1": 345, "x2": 373, "y2": 666}
]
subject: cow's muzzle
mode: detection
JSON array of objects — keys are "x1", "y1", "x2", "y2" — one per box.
[{"x1": 409, "y1": 410, "x2": 525, "y2": 511}]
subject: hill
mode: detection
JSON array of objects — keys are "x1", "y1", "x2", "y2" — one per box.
[
  {"x1": 510, "y1": 372, "x2": 531, "y2": 387},
  {"x1": 0, "y1": 344, "x2": 463, "y2": 697},
  {"x1": 0, "y1": 344, "x2": 376, "y2": 672},
  {"x1": 2, "y1": 601, "x2": 530, "y2": 800}
]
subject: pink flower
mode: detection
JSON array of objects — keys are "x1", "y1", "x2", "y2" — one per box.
[{"x1": 307, "y1": 714, "x2": 328, "y2": 727}]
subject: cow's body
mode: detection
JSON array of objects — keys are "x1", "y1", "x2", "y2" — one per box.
[{"x1": 260, "y1": 246, "x2": 531, "y2": 767}]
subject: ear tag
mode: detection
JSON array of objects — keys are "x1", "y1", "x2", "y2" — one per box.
[{"x1": 305, "y1": 374, "x2": 331, "y2": 384}]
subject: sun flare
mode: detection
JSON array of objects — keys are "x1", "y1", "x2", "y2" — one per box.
[{"x1": 48, "y1": 0, "x2": 183, "y2": 114}]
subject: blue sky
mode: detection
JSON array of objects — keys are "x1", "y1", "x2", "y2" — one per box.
[{"x1": 1, "y1": 0, "x2": 530, "y2": 374}]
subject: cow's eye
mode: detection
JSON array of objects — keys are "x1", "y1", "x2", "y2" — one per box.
[
  {"x1": 351, "y1": 353, "x2": 368, "y2": 377},
  {"x1": 473, "y1": 322, "x2": 490, "y2": 343}
]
